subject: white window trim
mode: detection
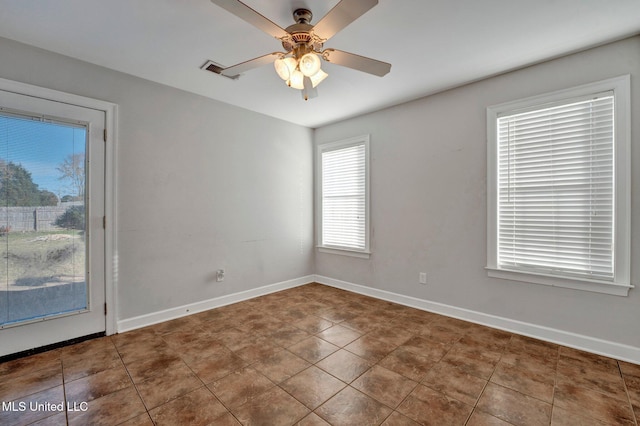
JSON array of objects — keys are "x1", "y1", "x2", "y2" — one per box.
[
  {"x1": 316, "y1": 135, "x2": 371, "y2": 258},
  {"x1": 486, "y1": 75, "x2": 632, "y2": 296}
]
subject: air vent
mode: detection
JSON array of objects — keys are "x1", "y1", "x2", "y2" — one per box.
[{"x1": 201, "y1": 60, "x2": 239, "y2": 80}]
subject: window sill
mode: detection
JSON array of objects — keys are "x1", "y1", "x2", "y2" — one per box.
[
  {"x1": 486, "y1": 267, "x2": 633, "y2": 296},
  {"x1": 317, "y1": 246, "x2": 371, "y2": 259}
]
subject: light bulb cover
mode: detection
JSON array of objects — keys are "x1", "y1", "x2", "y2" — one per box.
[
  {"x1": 310, "y1": 69, "x2": 328, "y2": 88},
  {"x1": 289, "y1": 70, "x2": 304, "y2": 90},
  {"x1": 274, "y1": 57, "x2": 297, "y2": 81},
  {"x1": 299, "y1": 53, "x2": 322, "y2": 77}
]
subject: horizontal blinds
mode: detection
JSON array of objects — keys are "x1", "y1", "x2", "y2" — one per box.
[
  {"x1": 497, "y1": 94, "x2": 614, "y2": 280},
  {"x1": 322, "y1": 143, "x2": 366, "y2": 250}
]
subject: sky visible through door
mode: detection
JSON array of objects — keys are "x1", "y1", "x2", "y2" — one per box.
[{"x1": 0, "y1": 113, "x2": 87, "y2": 326}]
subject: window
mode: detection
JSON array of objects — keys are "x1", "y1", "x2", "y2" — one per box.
[
  {"x1": 486, "y1": 76, "x2": 631, "y2": 296},
  {"x1": 317, "y1": 135, "x2": 370, "y2": 258}
]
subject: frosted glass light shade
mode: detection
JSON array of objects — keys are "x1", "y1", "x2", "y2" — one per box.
[
  {"x1": 274, "y1": 57, "x2": 297, "y2": 81},
  {"x1": 289, "y1": 70, "x2": 305, "y2": 89},
  {"x1": 310, "y1": 69, "x2": 328, "y2": 87},
  {"x1": 299, "y1": 53, "x2": 321, "y2": 77}
]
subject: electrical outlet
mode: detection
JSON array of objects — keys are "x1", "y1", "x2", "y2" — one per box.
[
  {"x1": 419, "y1": 272, "x2": 427, "y2": 285},
  {"x1": 216, "y1": 269, "x2": 225, "y2": 282}
]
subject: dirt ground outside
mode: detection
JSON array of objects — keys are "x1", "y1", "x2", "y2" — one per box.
[{"x1": 0, "y1": 230, "x2": 86, "y2": 325}]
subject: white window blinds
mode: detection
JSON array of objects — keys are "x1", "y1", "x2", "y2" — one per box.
[
  {"x1": 321, "y1": 142, "x2": 366, "y2": 251},
  {"x1": 496, "y1": 93, "x2": 615, "y2": 281}
]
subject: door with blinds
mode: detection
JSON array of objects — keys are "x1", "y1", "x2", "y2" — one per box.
[{"x1": 0, "y1": 88, "x2": 105, "y2": 357}]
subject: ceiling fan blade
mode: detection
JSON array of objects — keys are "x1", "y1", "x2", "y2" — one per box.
[
  {"x1": 204, "y1": 53, "x2": 281, "y2": 78},
  {"x1": 312, "y1": 0, "x2": 378, "y2": 41},
  {"x1": 210, "y1": 0, "x2": 288, "y2": 39},
  {"x1": 323, "y1": 49, "x2": 391, "y2": 77}
]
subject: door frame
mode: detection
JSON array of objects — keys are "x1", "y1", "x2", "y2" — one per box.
[{"x1": 0, "y1": 77, "x2": 118, "y2": 336}]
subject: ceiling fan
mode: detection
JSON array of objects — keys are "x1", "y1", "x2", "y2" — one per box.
[{"x1": 203, "y1": 0, "x2": 391, "y2": 100}]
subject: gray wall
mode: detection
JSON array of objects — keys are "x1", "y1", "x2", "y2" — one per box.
[
  {"x1": 1, "y1": 33, "x2": 638, "y2": 351},
  {"x1": 314, "y1": 36, "x2": 640, "y2": 349},
  {"x1": 0, "y1": 36, "x2": 314, "y2": 321}
]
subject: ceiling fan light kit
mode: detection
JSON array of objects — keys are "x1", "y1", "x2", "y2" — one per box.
[
  {"x1": 274, "y1": 56, "x2": 296, "y2": 81},
  {"x1": 274, "y1": 41, "x2": 326, "y2": 99},
  {"x1": 206, "y1": 0, "x2": 391, "y2": 101},
  {"x1": 299, "y1": 52, "x2": 321, "y2": 77}
]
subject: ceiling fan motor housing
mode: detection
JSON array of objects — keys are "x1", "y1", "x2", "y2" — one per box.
[
  {"x1": 282, "y1": 9, "x2": 323, "y2": 53},
  {"x1": 293, "y1": 9, "x2": 312, "y2": 24}
]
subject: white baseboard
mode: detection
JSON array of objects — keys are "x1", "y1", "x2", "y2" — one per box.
[
  {"x1": 315, "y1": 275, "x2": 640, "y2": 365},
  {"x1": 116, "y1": 273, "x2": 639, "y2": 364},
  {"x1": 116, "y1": 275, "x2": 313, "y2": 333}
]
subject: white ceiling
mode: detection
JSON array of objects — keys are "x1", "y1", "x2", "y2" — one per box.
[{"x1": 0, "y1": 0, "x2": 639, "y2": 128}]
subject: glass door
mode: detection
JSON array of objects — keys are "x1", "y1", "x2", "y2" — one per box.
[{"x1": 0, "y1": 89, "x2": 105, "y2": 356}]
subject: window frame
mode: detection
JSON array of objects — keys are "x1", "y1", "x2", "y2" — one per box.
[
  {"x1": 486, "y1": 75, "x2": 632, "y2": 296},
  {"x1": 316, "y1": 135, "x2": 371, "y2": 258}
]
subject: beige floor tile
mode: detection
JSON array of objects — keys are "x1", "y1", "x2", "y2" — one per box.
[
  {"x1": 65, "y1": 364, "x2": 132, "y2": 404},
  {"x1": 378, "y1": 347, "x2": 437, "y2": 382},
  {"x1": 186, "y1": 348, "x2": 248, "y2": 384},
  {"x1": 344, "y1": 335, "x2": 398, "y2": 363},
  {"x1": 316, "y1": 386, "x2": 393, "y2": 426},
  {"x1": 135, "y1": 363, "x2": 202, "y2": 410},
  {"x1": 0, "y1": 362, "x2": 63, "y2": 402},
  {"x1": 231, "y1": 386, "x2": 309, "y2": 425},
  {"x1": 1, "y1": 284, "x2": 638, "y2": 426},
  {"x1": 208, "y1": 367, "x2": 274, "y2": 409},
  {"x1": 67, "y1": 386, "x2": 146, "y2": 426},
  {"x1": 381, "y1": 411, "x2": 421, "y2": 425},
  {"x1": 316, "y1": 349, "x2": 372, "y2": 383},
  {"x1": 297, "y1": 412, "x2": 332, "y2": 425},
  {"x1": 352, "y1": 365, "x2": 418, "y2": 408},
  {"x1": 422, "y1": 362, "x2": 487, "y2": 406},
  {"x1": 400, "y1": 335, "x2": 450, "y2": 362},
  {"x1": 490, "y1": 362, "x2": 554, "y2": 403},
  {"x1": 280, "y1": 366, "x2": 346, "y2": 409},
  {"x1": 288, "y1": 336, "x2": 339, "y2": 363},
  {"x1": 267, "y1": 324, "x2": 311, "y2": 347},
  {"x1": 252, "y1": 349, "x2": 311, "y2": 383},
  {"x1": 293, "y1": 315, "x2": 334, "y2": 334},
  {"x1": 441, "y1": 345, "x2": 501, "y2": 380},
  {"x1": 123, "y1": 351, "x2": 184, "y2": 383},
  {"x1": 553, "y1": 382, "x2": 635, "y2": 425},
  {"x1": 316, "y1": 324, "x2": 362, "y2": 347},
  {"x1": 365, "y1": 326, "x2": 414, "y2": 347},
  {"x1": 0, "y1": 385, "x2": 65, "y2": 426},
  {"x1": 550, "y1": 405, "x2": 609, "y2": 426},
  {"x1": 62, "y1": 347, "x2": 123, "y2": 383},
  {"x1": 476, "y1": 383, "x2": 552, "y2": 425},
  {"x1": 397, "y1": 384, "x2": 473, "y2": 426},
  {"x1": 466, "y1": 409, "x2": 513, "y2": 426},
  {"x1": 149, "y1": 387, "x2": 228, "y2": 426},
  {"x1": 0, "y1": 349, "x2": 61, "y2": 377}
]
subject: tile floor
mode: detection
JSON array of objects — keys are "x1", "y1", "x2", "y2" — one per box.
[{"x1": 1, "y1": 283, "x2": 638, "y2": 425}]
